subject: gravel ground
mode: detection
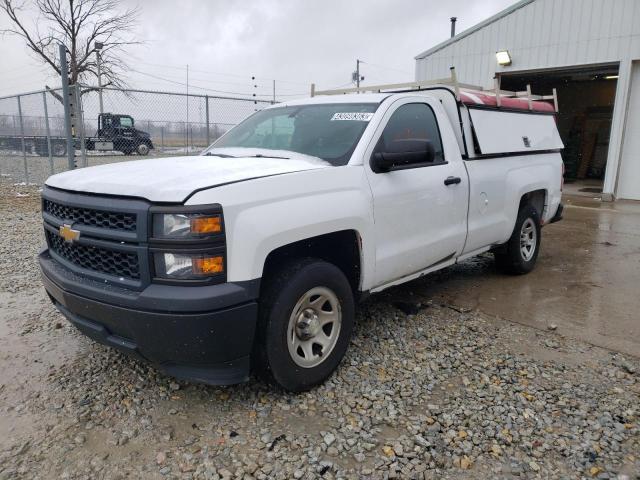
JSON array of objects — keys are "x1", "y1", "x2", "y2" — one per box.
[{"x1": 0, "y1": 180, "x2": 639, "y2": 480}]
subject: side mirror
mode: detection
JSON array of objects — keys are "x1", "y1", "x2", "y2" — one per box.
[{"x1": 371, "y1": 139, "x2": 435, "y2": 173}]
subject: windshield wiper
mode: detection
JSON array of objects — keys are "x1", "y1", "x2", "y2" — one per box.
[
  {"x1": 205, "y1": 152, "x2": 290, "y2": 159},
  {"x1": 249, "y1": 153, "x2": 290, "y2": 160},
  {"x1": 204, "y1": 152, "x2": 236, "y2": 158}
]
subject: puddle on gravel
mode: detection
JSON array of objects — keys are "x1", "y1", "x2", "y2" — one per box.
[
  {"x1": 0, "y1": 290, "x2": 84, "y2": 450},
  {"x1": 376, "y1": 196, "x2": 640, "y2": 358}
]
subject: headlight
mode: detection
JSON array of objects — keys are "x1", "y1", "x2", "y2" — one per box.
[
  {"x1": 154, "y1": 252, "x2": 224, "y2": 280},
  {"x1": 152, "y1": 213, "x2": 222, "y2": 239},
  {"x1": 150, "y1": 205, "x2": 225, "y2": 284}
]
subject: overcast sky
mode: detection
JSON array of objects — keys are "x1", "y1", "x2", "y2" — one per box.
[{"x1": 0, "y1": 0, "x2": 515, "y2": 99}]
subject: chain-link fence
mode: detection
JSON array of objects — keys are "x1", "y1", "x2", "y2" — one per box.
[
  {"x1": 0, "y1": 86, "x2": 273, "y2": 185},
  {"x1": 0, "y1": 88, "x2": 68, "y2": 185}
]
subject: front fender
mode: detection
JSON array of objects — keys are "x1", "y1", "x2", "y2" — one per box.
[{"x1": 186, "y1": 166, "x2": 376, "y2": 289}]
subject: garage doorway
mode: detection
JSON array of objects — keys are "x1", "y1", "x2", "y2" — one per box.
[{"x1": 499, "y1": 64, "x2": 619, "y2": 197}]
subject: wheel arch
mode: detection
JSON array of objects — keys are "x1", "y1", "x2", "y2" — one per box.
[
  {"x1": 503, "y1": 155, "x2": 561, "y2": 231},
  {"x1": 519, "y1": 188, "x2": 547, "y2": 221},
  {"x1": 261, "y1": 229, "x2": 363, "y2": 295}
]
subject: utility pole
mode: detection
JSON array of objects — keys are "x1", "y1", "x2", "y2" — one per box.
[
  {"x1": 352, "y1": 60, "x2": 364, "y2": 91},
  {"x1": 186, "y1": 64, "x2": 189, "y2": 151},
  {"x1": 95, "y1": 42, "x2": 104, "y2": 115},
  {"x1": 59, "y1": 44, "x2": 75, "y2": 170},
  {"x1": 273, "y1": 79, "x2": 276, "y2": 103}
]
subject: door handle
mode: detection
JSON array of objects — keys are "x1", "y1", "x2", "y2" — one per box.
[{"x1": 444, "y1": 176, "x2": 462, "y2": 186}]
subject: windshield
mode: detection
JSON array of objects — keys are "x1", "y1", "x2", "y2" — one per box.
[{"x1": 204, "y1": 103, "x2": 379, "y2": 166}]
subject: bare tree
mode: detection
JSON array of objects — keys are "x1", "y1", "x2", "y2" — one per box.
[{"x1": 1, "y1": 0, "x2": 140, "y2": 90}]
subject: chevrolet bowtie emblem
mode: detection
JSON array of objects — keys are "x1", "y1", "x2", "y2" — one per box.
[{"x1": 59, "y1": 224, "x2": 80, "y2": 243}]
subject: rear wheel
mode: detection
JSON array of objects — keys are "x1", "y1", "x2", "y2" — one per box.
[
  {"x1": 255, "y1": 258, "x2": 355, "y2": 392},
  {"x1": 136, "y1": 143, "x2": 150, "y2": 155},
  {"x1": 494, "y1": 203, "x2": 541, "y2": 275},
  {"x1": 52, "y1": 141, "x2": 67, "y2": 157}
]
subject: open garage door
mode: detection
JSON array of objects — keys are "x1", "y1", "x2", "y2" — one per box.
[{"x1": 500, "y1": 64, "x2": 619, "y2": 198}]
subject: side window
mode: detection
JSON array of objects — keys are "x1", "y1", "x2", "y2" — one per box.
[
  {"x1": 120, "y1": 117, "x2": 133, "y2": 128},
  {"x1": 376, "y1": 103, "x2": 445, "y2": 164}
]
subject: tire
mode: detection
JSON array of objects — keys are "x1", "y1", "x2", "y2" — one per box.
[
  {"x1": 494, "y1": 203, "x2": 541, "y2": 275},
  {"x1": 136, "y1": 143, "x2": 150, "y2": 155},
  {"x1": 52, "y1": 142, "x2": 67, "y2": 157},
  {"x1": 255, "y1": 258, "x2": 355, "y2": 392}
]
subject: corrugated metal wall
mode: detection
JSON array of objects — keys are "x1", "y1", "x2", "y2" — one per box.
[
  {"x1": 616, "y1": 61, "x2": 640, "y2": 200},
  {"x1": 416, "y1": 0, "x2": 640, "y2": 87},
  {"x1": 415, "y1": 0, "x2": 640, "y2": 200}
]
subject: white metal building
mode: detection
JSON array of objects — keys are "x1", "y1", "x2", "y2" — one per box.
[{"x1": 415, "y1": 0, "x2": 640, "y2": 201}]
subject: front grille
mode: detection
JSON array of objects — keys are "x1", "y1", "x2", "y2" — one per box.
[
  {"x1": 43, "y1": 199, "x2": 137, "y2": 232},
  {"x1": 46, "y1": 230, "x2": 140, "y2": 279}
]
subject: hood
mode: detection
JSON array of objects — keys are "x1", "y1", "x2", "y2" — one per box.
[{"x1": 45, "y1": 152, "x2": 331, "y2": 202}]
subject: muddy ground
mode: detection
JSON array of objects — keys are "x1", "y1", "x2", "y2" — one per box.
[{"x1": 0, "y1": 180, "x2": 638, "y2": 479}]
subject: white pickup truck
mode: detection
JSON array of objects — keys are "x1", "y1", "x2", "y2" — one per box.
[{"x1": 39, "y1": 84, "x2": 564, "y2": 391}]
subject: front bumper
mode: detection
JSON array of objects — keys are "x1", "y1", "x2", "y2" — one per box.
[{"x1": 39, "y1": 250, "x2": 259, "y2": 385}]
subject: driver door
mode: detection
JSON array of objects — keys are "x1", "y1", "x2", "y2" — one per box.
[{"x1": 364, "y1": 98, "x2": 468, "y2": 288}]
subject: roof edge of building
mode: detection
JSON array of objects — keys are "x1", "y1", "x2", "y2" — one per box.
[{"x1": 414, "y1": 0, "x2": 537, "y2": 60}]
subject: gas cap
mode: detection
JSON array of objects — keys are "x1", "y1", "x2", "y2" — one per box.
[{"x1": 479, "y1": 192, "x2": 489, "y2": 214}]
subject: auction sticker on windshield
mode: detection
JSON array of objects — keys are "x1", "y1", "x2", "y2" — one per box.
[{"x1": 330, "y1": 112, "x2": 374, "y2": 121}]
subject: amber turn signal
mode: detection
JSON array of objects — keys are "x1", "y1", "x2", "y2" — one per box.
[
  {"x1": 193, "y1": 256, "x2": 224, "y2": 275},
  {"x1": 190, "y1": 215, "x2": 222, "y2": 234}
]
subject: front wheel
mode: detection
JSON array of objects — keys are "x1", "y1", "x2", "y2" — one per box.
[
  {"x1": 255, "y1": 258, "x2": 355, "y2": 392},
  {"x1": 494, "y1": 203, "x2": 541, "y2": 275}
]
